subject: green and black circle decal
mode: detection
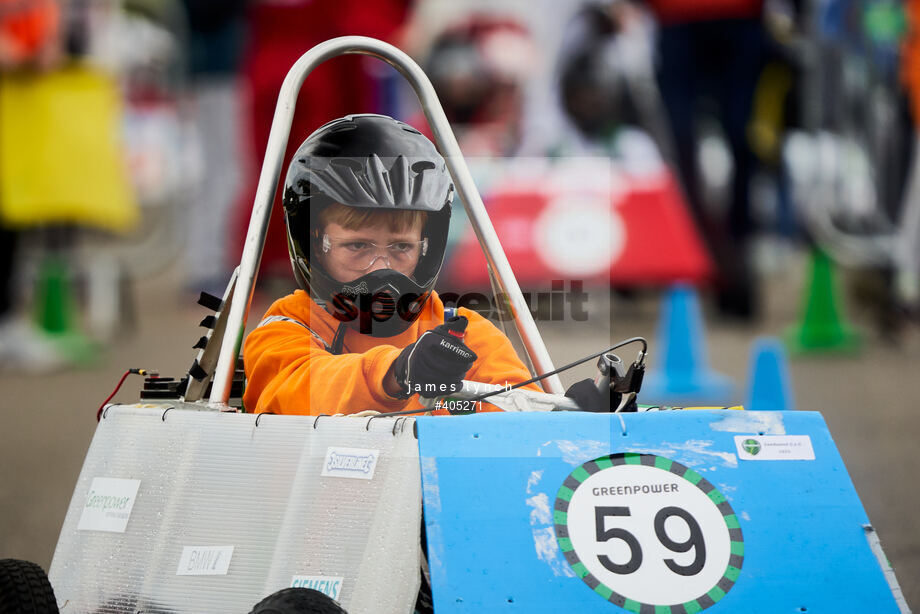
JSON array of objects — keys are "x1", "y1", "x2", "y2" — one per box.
[
  {"x1": 741, "y1": 439, "x2": 761, "y2": 456},
  {"x1": 553, "y1": 453, "x2": 744, "y2": 612}
]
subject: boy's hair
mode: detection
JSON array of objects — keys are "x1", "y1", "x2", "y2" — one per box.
[{"x1": 317, "y1": 202, "x2": 428, "y2": 233}]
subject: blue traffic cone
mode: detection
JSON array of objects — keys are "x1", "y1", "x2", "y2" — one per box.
[
  {"x1": 641, "y1": 285, "x2": 734, "y2": 406},
  {"x1": 745, "y1": 337, "x2": 795, "y2": 411}
]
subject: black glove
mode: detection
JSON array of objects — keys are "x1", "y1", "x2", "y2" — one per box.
[
  {"x1": 564, "y1": 378, "x2": 611, "y2": 412},
  {"x1": 391, "y1": 316, "x2": 478, "y2": 398}
]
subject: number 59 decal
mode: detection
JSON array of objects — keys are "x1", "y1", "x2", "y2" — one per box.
[{"x1": 554, "y1": 453, "x2": 744, "y2": 612}]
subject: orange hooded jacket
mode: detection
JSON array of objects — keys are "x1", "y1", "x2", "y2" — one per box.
[{"x1": 242, "y1": 290, "x2": 537, "y2": 415}]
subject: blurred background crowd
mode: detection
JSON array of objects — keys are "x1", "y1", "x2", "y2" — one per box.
[
  {"x1": 0, "y1": 0, "x2": 918, "y2": 375},
  {"x1": 2, "y1": 0, "x2": 920, "y2": 605}
]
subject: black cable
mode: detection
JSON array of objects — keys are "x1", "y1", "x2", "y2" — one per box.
[
  {"x1": 377, "y1": 336, "x2": 648, "y2": 417},
  {"x1": 373, "y1": 406, "x2": 439, "y2": 418},
  {"x1": 461, "y1": 336, "x2": 647, "y2": 404}
]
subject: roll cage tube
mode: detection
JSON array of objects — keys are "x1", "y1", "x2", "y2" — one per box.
[{"x1": 209, "y1": 36, "x2": 564, "y2": 406}]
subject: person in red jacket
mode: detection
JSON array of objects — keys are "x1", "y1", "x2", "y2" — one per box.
[
  {"x1": 234, "y1": 0, "x2": 411, "y2": 280},
  {"x1": 243, "y1": 113, "x2": 536, "y2": 416}
]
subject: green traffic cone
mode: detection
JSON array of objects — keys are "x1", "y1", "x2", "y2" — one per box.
[
  {"x1": 35, "y1": 255, "x2": 74, "y2": 334},
  {"x1": 33, "y1": 253, "x2": 99, "y2": 365},
  {"x1": 784, "y1": 247, "x2": 861, "y2": 354}
]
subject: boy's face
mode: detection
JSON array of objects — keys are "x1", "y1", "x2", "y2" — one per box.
[{"x1": 318, "y1": 221, "x2": 424, "y2": 283}]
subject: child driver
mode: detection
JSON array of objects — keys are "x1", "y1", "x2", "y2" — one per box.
[{"x1": 242, "y1": 114, "x2": 536, "y2": 416}]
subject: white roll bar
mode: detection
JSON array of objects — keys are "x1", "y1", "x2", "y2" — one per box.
[{"x1": 209, "y1": 36, "x2": 563, "y2": 406}]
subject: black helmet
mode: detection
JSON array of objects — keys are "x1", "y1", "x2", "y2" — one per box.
[
  {"x1": 425, "y1": 16, "x2": 533, "y2": 125},
  {"x1": 559, "y1": 4, "x2": 633, "y2": 139},
  {"x1": 283, "y1": 114, "x2": 454, "y2": 338}
]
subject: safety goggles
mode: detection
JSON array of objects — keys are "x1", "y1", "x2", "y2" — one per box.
[{"x1": 321, "y1": 234, "x2": 428, "y2": 272}]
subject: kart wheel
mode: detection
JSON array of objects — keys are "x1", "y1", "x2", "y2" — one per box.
[
  {"x1": 0, "y1": 559, "x2": 59, "y2": 614},
  {"x1": 248, "y1": 587, "x2": 347, "y2": 614}
]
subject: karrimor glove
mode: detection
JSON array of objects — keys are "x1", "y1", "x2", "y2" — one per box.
[{"x1": 390, "y1": 316, "x2": 478, "y2": 398}]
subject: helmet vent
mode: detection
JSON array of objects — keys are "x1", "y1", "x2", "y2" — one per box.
[
  {"x1": 330, "y1": 158, "x2": 362, "y2": 171},
  {"x1": 327, "y1": 120, "x2": 358, "y2": 133},
  {"x1": 411, "y1": 161, "x2": 436, "y2": 173}
]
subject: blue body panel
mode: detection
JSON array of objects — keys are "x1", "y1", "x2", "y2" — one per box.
[{"x1": 416, "y1": 410, "x2": 899, "y2": 613}]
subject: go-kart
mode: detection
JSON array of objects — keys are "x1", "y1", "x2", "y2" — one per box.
[{"x1": 0, "y1": 37, "x2": 910, "y2": 614}]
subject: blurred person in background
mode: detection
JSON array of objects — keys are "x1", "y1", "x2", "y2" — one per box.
[
  {"x1": 790, "y1": 0, "x2": 916, "y2": 338},
  {"x1": 0, "y1": 0, "x2": 66, "y2": 371},
  {"x1": 555, "y1": 0, "x2": 665, "y2": 161},
  {"x1": 848, "y1": 0, "x2": 918, "y2": 336},
  {"x1": 179, "y1": 0, "x2": 249, "y2": 296},
  {"x1": 416, "y1": 14, "x2": 536, "y2": 157},
  {"x1": 0, "y1": 0, "x2": 60, "y2": 69},
  {"x1": 897, "y1": 0, "x2": 920, "y2": 319},
  {"x1": 401, "y1": 4, "x2": 541, "y2": 291},
  {"x1": 1, "y1": 0, "x2": 139, "y2": 367},
  {"x1": 851, "y1": 0, "x2": 918, "y2": 338},
  {"x1": 233, "y1": 0, "x2": 411, "y2": 289},
  {"x1": 647, "y1": 0, "x2": 769, "y2": 320}
]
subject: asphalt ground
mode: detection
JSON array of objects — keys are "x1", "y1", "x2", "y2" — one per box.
[{"x1": 1, "y1": 251, "x2": 917, "y2": 609}]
